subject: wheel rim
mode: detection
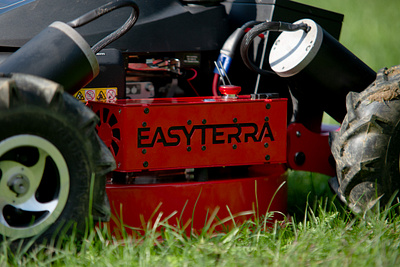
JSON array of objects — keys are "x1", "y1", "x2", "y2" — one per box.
[{"x1": 0, "y1": 135, "x2": 69, "y2": 239}]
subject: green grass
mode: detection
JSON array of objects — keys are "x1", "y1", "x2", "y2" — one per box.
[
  {"x1": 296, "y1": 0, "x2": 400, "y2": 72},
  {"x1": 3, "y1": 201, "x2": 400, "y2": 266}
]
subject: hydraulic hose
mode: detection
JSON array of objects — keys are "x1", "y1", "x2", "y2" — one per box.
[
  {"x1": 240, "y1": 21, "x2": 310, "y2": 76},
  {"x1": 213, "y1": 20, "x2": 261, "y2": 96},
  {"x1": 67, "y1": 0, "x2": 140, "y2": 53}
]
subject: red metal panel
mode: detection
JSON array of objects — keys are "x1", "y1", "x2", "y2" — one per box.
[
  {"x1": 90, "y1": 96, "x2": 287, "y2": 172},
  {"x1": 287, "y1": 123, "x2": 337, "y2": 176},
  {"x1": 105, "y1": 164, "x2": 287, "y2": 235}
]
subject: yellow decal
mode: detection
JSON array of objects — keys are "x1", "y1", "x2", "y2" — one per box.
[{"x1": 74, "y1": 88, "x2": 118, "y2": 102}]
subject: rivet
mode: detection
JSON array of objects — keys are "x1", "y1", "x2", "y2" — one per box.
[
  {"x1": 265, "y1": 116, "x2": 269, "y2": 122},
  {"x1": 201, "y1": 146, "x2": 206, "y2": 151},
  {"x1": 232, "y1": 144, "x2": 237, "y2": 150},
  {"x1": 143, "y1": 161, "x2": 149, "y2": 167},
  {"x1": 144, "y1": 107, "x2": 150, "y2": 114},
  {"x1": 202, "y1": 119, "x2": 207, "y2": 124},
  {"x1": 142, "y1": 122, "x2": 147, "y2": 127},
  {"x1": 187, "y1": 147, "x2": 192, "y2": 152},
  {"x1": 266, "y1": 103, "x2": 271, "y2": 109},
  {"x1": 233, "y1": 118, "x2": 238, "y2": 123},
  {"x1": 265, "y1": 155, "x2": 270, "y2": 161},
  {"x1": 264, "y1": 143, "x2": 269, "y2": 148},
  {"x1": 142, "y1": 149, "x2": 147, "y2": 154},
  {"x1": 187, "y1": 120, "x2": 192, "y2": 125}
]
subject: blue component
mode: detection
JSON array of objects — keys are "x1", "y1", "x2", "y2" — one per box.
[
  {"x1": 0, "y1": 0, "x2": 36, "y2": 15},
  {"x1": 213, "y1": 54, "x2": 232, "y2": 75}
]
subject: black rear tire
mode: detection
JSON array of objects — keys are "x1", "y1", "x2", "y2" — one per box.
[
  {"x1": 0, "y1": 73, "x2": 115, "y2": 248},
  {"x1": 330, "y1": 65, "x2": 400, "y2": 214}
]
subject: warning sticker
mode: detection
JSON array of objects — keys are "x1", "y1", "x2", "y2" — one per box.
[
  {"x1": 97, "y1": 90, "x2": 106, "y2": 101},
  {"x1": 75, "y1": 91, "x2": 84, "y2": 101},
  {"x1": 85, "y1": 90, "x2": 96, "y2": 101},
  {"x1": 74, "y1": 87, "x2": 118, "y2": 102},
  {"x1": 106, "y1": 89, "x2": 117, "y2": 101}
]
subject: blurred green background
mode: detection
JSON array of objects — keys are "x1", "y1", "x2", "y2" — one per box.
[
  {"x1": 296, "y1": 0, "x2": 400, "y2": 71},
  {"x1": 286, "y1": 0, "x2": 400, "y2": 216}
]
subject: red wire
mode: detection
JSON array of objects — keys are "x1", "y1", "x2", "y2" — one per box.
[
  {"x1": 212, "y1": 73, "x2": 219, "y2": 96},
  {"x1": 187, "y1": 68, "x2": 200, "y2": 96}
]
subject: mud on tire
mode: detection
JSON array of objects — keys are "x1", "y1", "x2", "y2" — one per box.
[
  {"x1": 0, "y1": 73, "x2": 115, "y2": 247},
  {"x1": 330, "y1": 65, "x2": 400, "y2": 214}
]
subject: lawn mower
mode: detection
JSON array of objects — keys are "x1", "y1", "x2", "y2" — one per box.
[{"x1": 0, "y1": 0, "x2": 396, "y2": 247}]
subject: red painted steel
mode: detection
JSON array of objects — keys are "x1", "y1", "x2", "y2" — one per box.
[
  {"x1": 90, "y1": 96, "x2": 287, "y2": 172},
  {"x1": 287, "y1": 123, "x2": 337, "y2": 176},
  {"x1": 105, "y1": 164, "x2": 287, "y2": 236}
]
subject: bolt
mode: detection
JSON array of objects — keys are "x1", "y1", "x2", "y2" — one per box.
[
  {"x1": 187, "y1": 120, "x2": 192, "y2": 125},
  {"x1": 201, "y1": 146, "x2": 206, "y2": 151},
  {"x1": 232, "y1": 144, "x2": 237, "y2": 150},
  {"x1": 294, "y1": 152, "x2": 306, "y2": 166},
  {"x1": 202, "y1": 119, "x2": 207, "y2": 124},
  {"x1": 142, "y1": 149, "x2": 147, "y2": 154},
  {"x1": 265, "y1": 155, "x2": 271, "y2": 161},
  {"x1": 144, "y1": 107, "x2": 150, "y2": 114},
  {"x1": 266, "y1": 103, "x2": 271, "y2": 109},
  {"x1": 187, "y1": 147, "x2": 192, "y2": 152},
  {"x1": 8, "y1": 175, "x2": 29, "y2": 195},
  {"x1": 264, "y1": 143, "x2": 269, "y2": 148},
  {"x1": 142, "y1": 122, "x2": 147, "y2": 127},
  {"x1": 265, "y1": 116, "x2": 269, "y2": 122},
  {"x1": 233, "y1": 118, "x2": 238, "y2": 123},
  {"x1": 143, "y1": 161, "x2": 149, "y2": 168}
]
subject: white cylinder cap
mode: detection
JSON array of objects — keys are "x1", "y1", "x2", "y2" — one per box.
[{"x1": 269, "y1": 19, "x2": 323, "y2": 77}]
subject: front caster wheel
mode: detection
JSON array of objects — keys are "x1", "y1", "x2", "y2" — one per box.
[{"x1": 0, "y1": 73, "x2": 115, "y2": 248}]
